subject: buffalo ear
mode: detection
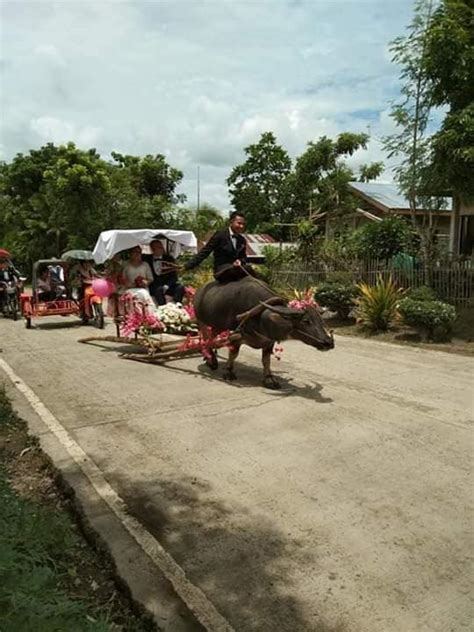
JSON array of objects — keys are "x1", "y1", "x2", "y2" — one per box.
[
  {"x1": 267, "y1": 312, "x2": 288, "y2": 325},
  {"x1": 261, "y1": 302, "x2": 304, "y2": 320}
]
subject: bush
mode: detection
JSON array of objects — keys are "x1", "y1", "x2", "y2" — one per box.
[
  {"x1": 314, "y1": 282, "x2": 358, "y2": 319},
  {"x1": 355, "y1": 275, "x2": 402, "y2": 331},
  {"x1": 180, "y1": 267, "x2": 214, "y2": 288},
  {"x1": 398, "y1": 298, "x2": 456, "y2": 341},
  {"x1": 262, "y1": 244, "x2": 298, "y2": 268},
  {"x1": 317, "y1": 235, "x2": 357, "y2": 266},
  {"x1": 255, "y1": 264, "x2": 272, "y2": 283},
  {"x1": 405, "y1": 285, "x2": 437, "y2": 301},
  {"x1": 350, "y1": 216, "x2": 418, "y2": 259}
]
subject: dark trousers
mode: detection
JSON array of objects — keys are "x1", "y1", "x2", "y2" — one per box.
[
  {"x1": 38, "y1": 291, "x2": 56, "y2": 302},
  {"x1": 150, "y1": 281, "x2": 185, "y2": 305}
]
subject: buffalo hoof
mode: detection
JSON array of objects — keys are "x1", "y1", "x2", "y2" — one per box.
[
  {"x1": 205, "y1": 352, "x2": 219, "y2": 371},
  {"x1": 263, "y1": 375, "x2": 281, "y2": 390},
  {"x1": 223, "y1": 368, "x2": 237, "y2": 381}
]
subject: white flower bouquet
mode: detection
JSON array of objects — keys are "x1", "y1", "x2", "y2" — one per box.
[{"x1": 156, "y1": 302, "x2": 197, "y2": 334}]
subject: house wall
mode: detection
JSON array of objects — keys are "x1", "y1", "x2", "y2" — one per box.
[
  {"x1": 460, "y1": 200, "x2": 474, "y2": 216},
  {"x1": 449, "y1": 197, "x2": 473, "y2": 254},
  {"x1": 351, "y1": 200, "x2": 452, "y2": 236}
]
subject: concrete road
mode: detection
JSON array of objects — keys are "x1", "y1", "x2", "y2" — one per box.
[{"x1": 0, "y1": 316, "x2": 472, "y2": 632}]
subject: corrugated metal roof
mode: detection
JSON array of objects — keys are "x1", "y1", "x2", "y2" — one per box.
[
  {"x1": 349, "y1": 182, "x2": 452, "y2": 211},
  {"x1": 244, "y1": 233, "x2": 276, "y2": 257}
]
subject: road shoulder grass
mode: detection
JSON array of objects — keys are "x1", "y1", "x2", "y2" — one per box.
[{"x1": 0, "y1": 386, "x2": 154, "y2": 632}]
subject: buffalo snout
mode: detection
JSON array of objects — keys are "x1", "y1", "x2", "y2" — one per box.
[{"x1": 292, "y1": 307, "x2": 335, "y2": 351}]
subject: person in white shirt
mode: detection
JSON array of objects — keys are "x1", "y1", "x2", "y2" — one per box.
[
  {"x1": 123, "y1": 247, "x2": 153, "y2": 289},
  {"x1": 122, "y1": 246, "x2": 157, "y2": 311}
]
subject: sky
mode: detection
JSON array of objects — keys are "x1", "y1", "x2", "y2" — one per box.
[{"x1": 0, "y1": 0, "x2": 418, "y2": 210}]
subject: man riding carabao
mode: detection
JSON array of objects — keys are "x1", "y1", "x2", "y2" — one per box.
[{"x1": 184, "y1": 211, "x2": 251, "y2": 282}]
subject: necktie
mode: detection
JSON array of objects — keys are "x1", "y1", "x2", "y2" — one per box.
[{"x1": 153, "y1": 258, "x2": 162, "y2": 275}]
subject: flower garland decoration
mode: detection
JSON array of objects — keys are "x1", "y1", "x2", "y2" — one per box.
[
  {"x1": 288, "y1": 288, "x2": 319, "y2": 311},
  {"x1": 119, "y1": 294, "x2": 164, "y2": 354},
  {"x1": 273, "y1": 344, "x2": 284, "y2": 361},
  {"x1": 178, "y1": 328, "x2": 233, "y2": 361}
]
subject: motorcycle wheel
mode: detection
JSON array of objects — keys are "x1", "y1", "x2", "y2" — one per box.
[
  {"x1": 93, "y1": 303, "x2": 105, "y2": 329},
  {"x1": 11, "y1": 298, "x2": 19, "y2": 321}
]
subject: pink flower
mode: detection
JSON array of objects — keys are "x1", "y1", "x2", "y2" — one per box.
[
  {"x1": 288, "y1": 288, "x2": 319, "y2": 311},
  {"x1": 185, "y1": 286, "x2": 196, "y2": 300},
  {"x1": 177, "y1": 328, "x2": 232, "y2": 361},
  {"x1": 288, "y1": 297, "x2": 318, "y2": 310},
  {"x1": 272, "y1": 344, "x2": 284, "y2": 361},
  {"x1": 120, "y1": 308, "x2": 164, "y2": 337},
  {"x1": 183, "y1": 303, "x2": 196, "y2": 320}
]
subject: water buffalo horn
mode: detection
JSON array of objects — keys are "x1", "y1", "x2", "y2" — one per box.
[
  {"x1": 237, "y1": 296, "x2": 286, "y2": 322},
  {"x1": 260, "y1": 302, "x2": 304, "y2": 320}
]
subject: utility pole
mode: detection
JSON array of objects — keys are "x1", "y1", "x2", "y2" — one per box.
[{"x1": 197, "y1": 165, "x2": 200, "y2": 213}]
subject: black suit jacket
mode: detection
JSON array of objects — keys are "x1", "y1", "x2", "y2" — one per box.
[
  {"x1": 143, "y1": 253, "x2": 178, "y2": 286},
  {"x1": 184, "y1": 229, "x2": 247, "y2": 273}
]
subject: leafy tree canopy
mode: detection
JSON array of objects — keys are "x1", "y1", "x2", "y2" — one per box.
[
  {"x1": 227, "y1": 132, "x2": 292, "y2": 232},
  {"x1": 111, "y1": 152, "x2": 184, "y2": 202},
  {"x1": 422, "y1": 0, "x2": 474, "y2": 197},
  {"x1": 0, "y1": 143, "x2": 187, "y2": 269},
  {"x1": 423, "y1": 0, "x2": 474, "y2": 111},
  {"x1": 228, "y1": 131, "x2": 382, "y2": 237},
  {"x1": 350, "y1": 216, "x2": 419, "y2": 259}
]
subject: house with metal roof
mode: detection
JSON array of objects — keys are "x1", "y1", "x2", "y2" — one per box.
[
  {"x1": 244, "y1": 233, "x2": 277, "y2": 262},
  {"x1": 346, "y1": 181, "x2": 453, "y2": 250}
]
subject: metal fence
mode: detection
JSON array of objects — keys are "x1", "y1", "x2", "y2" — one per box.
[{"x1": 270, "y1": 258, "x2": 474, "y2": 306}]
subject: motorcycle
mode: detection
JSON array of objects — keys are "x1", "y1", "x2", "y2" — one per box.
[
  {"x1": 78, "y1": 280, "x2": 105, "y2": 329},
  {"x1": 0, "y1": 276, "x2": 25, "y2": 321}
]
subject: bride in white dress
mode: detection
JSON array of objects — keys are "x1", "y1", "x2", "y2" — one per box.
[{"x1": 122, "y1": 246, "x2": 158, "y2": 312}]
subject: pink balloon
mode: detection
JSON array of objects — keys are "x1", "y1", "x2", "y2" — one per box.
[{"x1": 92, "y1": 278, "x2": 114, "y2": 298}]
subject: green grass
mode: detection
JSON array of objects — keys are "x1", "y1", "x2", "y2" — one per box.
[{"x1": 0, "y1": 389, "x2": 112, "y2": 631}]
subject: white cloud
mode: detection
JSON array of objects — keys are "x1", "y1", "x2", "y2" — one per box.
[
  {"x1": 33, "y1": 43, "x2": 66, "y2": 67},
  {"x1": 30, "y1": 116, "x2": 102, "y2": 147},
  {"x1": 1, "y1": 0, "x2": 417, "y2": 208}
]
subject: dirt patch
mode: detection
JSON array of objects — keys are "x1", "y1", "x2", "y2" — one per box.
[{"x1": 0, "y1": 391, "x2": 155, "y2": 631}]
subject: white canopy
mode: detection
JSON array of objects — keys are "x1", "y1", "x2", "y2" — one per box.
[{"x1": 92, "y1": 229, "x2": 198, "y2": 264}]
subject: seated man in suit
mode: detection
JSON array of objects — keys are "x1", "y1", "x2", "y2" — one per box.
[
  {"x1": 184, "y1": 211, "x2": 251, "y2": 282},
  {"x1": 144, "y1": 239, "x2": 185, "y2": 305}
]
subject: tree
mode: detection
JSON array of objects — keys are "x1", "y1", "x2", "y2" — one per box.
[
  {"x1": 104, "y1": 165, "x2": 174, "y2": 230},
  {"x1": 156, "y1": 203, "x2": 225, "y2": 240},
  {"x1": 227, "y1": 132, "x2": 292, "y2": 232},
  {"x1": 423, "y1": 0, "x2": 473, "y2": 114},
  {"x1": 350, "y1": 216, "x2": 419, "y2": 259},
  {"x1": 188, "y1": 204, "x2": 226, "y2": 239},
  {"x1": 0, "y1": 143, "x2": 186, "y2": 268},
  {"x1": 291, "y1": 133, "x2": 381, "y2": 222},
  {"x1": 358, "y1": 162, "x2": 384, "y2": 183},
  {"x1": 43, "y1": 144, "x2": 111, "y2": 249},
  {"x1": 382, "y1": 0, "x2": 444, "y2": 261},
  {"x1": 0, "y1": 143, "x2": 112, "y2": 264},
  {"x1": 422, "y1": 0, "x2": 474, "y2": 246},
  {"x1": 111, "y1": 152, "x2": 184, "y2": 203},
  {"x1": 105, "y1": 152, "x2": 186, "y2": 231}
]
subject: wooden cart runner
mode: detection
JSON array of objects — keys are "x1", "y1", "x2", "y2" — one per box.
[
  {"x1": 78, "y1": 329, "x2": 243, "y2": 365},
  {"x1": 78, "y1": 295, "x2": 285, "y2": 365}
]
